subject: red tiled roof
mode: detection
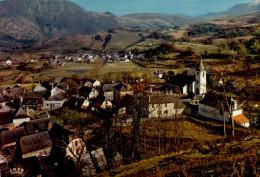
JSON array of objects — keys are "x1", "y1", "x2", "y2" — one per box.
[{"x1": 233, "y1": 114, "x2": 249, "y2": 125}]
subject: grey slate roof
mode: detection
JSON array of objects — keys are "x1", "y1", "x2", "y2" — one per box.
[
  {"x1": 149, "y1": 95, "x2": 186, "y2": 108},
  {"x1": 14, "y1": 107, "x2": 30, "y2": 119},
  {"x1": 26, "y1": 118, "x2": 54, "y2": 135},
  {"x1": 197, "y1": 57, "x2": 205, "y2": 71},
  {"x1": 1, "y1": 127, "x2": 27, "y2": 146},
  {"x1": 20, "y1": 131, "x2": 52, "y2": 155}
]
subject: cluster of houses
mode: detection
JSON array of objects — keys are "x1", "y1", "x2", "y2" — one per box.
[
  {"x1": 64, "y1": 51, "x2": 136, "y2": 63},
  {"x1": 152, "y1": 58, "x2": 250, "y2": 127},
  {"x1": 0, "y1": 57, "x2": 252, "y2": 175}
]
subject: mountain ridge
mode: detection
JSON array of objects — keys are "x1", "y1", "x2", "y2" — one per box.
[{"x1": 0, "y1": 0, "x2": 259, "y2": 48}]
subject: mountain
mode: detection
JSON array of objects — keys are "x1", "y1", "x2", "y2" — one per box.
[
  {"x1": 121, "y1": 13, "x2": 192, "y2": 29},
  {"x1": 0, "y1": 0, "x2": 259, "y2": 48},
  {"x1": 0, "y1": 0, "x2": 121, "y2": 44},
  {"x1": 194, "y1": 2, "x2": 260, "y2": 22}
]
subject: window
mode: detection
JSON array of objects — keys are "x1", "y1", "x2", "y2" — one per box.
[
  {"x1": 196, "y1": 88, "x2": 199, "y2": 94},
  {"x1": 165, "y1": 103, "x2": 167, "y2": 107},
  {"x1": 157, "y1": 111, "x2": 162, "y2": 115},
  {"x1": 152, "y1": 104, "x2": 154, "y2": 108},
  {"x1": 203, "y1": 72, "x2": 205, "y2": 77},
  {"x1": 76, "y1": 149, "x2": 80, "y2": 156},
  {"x1": 164, "y1": 110, "x2": 168, "y2": 114}
]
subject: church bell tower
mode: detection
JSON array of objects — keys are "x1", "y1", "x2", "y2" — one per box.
[{"x1": 195, "y1": 57, "x2": 206, "y2": 95}]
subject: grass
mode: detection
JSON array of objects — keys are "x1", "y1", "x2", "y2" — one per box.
[
  {"x1": 40, "y1": 62, "x2": 143, "y2": 81},
  {"x1": 100, "y1": 131, "x2": 260, "y2": 177}
]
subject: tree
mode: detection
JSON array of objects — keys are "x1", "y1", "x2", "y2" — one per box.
[
  {"x1": 91, "y1": 59, "x2": 104, "y2": 80},
  {"x1": 214, "y1": 65, "x2": 239, "y2": 137},
  {"x1": 240, "y1": 59, "x2": 257, "y2": 133}
]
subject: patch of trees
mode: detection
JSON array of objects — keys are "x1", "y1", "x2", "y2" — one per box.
[
  {"x1": 188, "y1": 24, "x2": 223, "y2": 36},
  {"x1": 144, "y1": 43, "x2": 177, "y2": 60},
  {"x1": 217, "y1": 27, "x2": 255, "y2": 38},
  {"x1": 148, "y1": 32, "x2": 171, "y2": 40}
]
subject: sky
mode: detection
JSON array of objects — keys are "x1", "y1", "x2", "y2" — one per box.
[{"x1": 70, "y1": 0, "x2": 256, "y2": 16}]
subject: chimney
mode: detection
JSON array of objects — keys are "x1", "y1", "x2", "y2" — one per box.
[{"x1": 233, "y1": 100, "x2": 237, "y2": 110}]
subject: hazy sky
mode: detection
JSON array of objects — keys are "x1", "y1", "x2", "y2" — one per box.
[{"x1": 70, "y1": 0, "x2": 255, "y2": 16}]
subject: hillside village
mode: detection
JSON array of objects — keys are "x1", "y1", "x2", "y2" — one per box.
[{"x1": 0, "y1": 57, "x2": 258, "y2": 176}]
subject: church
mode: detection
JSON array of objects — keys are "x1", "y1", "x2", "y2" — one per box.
[{"x1": 166, "y1": 58, "x2": 207, "y2": 95}]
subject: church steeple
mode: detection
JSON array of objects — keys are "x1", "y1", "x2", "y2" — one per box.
[
  {"x1": 197, "y1": 57, "x2": 205, "y2": 71},
  {"x1": 195, "y1": 57, "x2": 207, "y2": 95}
]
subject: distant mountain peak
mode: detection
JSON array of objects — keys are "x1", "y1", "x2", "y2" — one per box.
[{"x1": 250, "y1": 0, "x2": 260, "y2": 6}]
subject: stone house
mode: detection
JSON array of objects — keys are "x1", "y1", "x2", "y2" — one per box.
[{"x1": 148, "y1": 94, "x2": 186, "y2": 118}]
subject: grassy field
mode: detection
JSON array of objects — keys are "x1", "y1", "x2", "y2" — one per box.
[{"x1": 40, "y1": 62, "x2": 146, "y2": 81}]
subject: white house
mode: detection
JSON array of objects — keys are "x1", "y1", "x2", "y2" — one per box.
[
  {"x1": 198, "y1": 92, "x2": 250, "y2": 128},
  {"x1": 148, "y1": 94, "x2": 186, "y2": 118},
  {"x1": 153, "y1": 70, "x2": 164, "y2": 79},
  {"x1": 51, "y1": 87, "x2": 63, "y2": 97},
  {"x1": 33, "y1": 85, "x2": 47, "y2": 92},
  {"x1": 42, "y1": 100, "x2": 66, "y2": 110},
  {"x1": 5, "y1": 60, "x2": 12, "y2": 66}
]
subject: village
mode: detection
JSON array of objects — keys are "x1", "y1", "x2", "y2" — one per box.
[{"x1": 0, "y1": 56, "x2": 258, "y2": 176}]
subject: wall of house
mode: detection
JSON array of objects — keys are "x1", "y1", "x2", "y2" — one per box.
[
  {"x1": 23, "y1": 147, "x2": 52, "y2": 159},
  {"x1": 182, "y1": 85, "x2": 187, "y2": 94},
  {"x1": 51, "y1": 88, "x2": 62, "y2": 97},
  {"x1": 148, "y1": 103, "x2": 183, "y2": 118},
  {"x1": 104, "y1": 91, "x2": 113, "y2": 100},
  {"x1": 198, "y1": 104, "x2": 230, "y2": 122},
  {"x1": 13, "y1": 118, "x2": 30, "y2": 127},
  {"x1": 93, "y1": 81, "x2": 101, "y2": 88},
  {"x1": 241, "y1": 122, "x2": 250, "y2": 128},
  {"x1": 101, "y1": 100, "x2": 113, "y2": 110},
  {"x1": 42, "y1": 101, "x2": 65, "y2": 110},
  {"x1": 232, "y1": 109, "x2": 243, "y2": 117}
]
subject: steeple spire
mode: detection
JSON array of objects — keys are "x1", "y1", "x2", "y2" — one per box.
[{"x1": 197, "y1": 57, "x2": 205, "y2": 71}]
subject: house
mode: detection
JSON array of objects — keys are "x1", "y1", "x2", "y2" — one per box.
[
  {"x1": 1, "y1": 127, "x2": 27, "y2": 150},
  {"x1": 66, "y1": 138, "x2": 86, "y2": 160},
  {"x1": 51, "y1": 87, "x2": 63, "y2": 97},
  {"x1": 0, "y1": 105, "x2": 16, "y2": 127},
  {"x1": 22, "y1": 91, "x2": 45, "y2": 110},
  {"x1": 4, "y1": 86, "x2": 26, "y2": 98},
  {"x1": 198, "y1": 92, "x2": 250, "y2": 128},
  {"x1": 153, "y1": 70, "x2": 164, "y2": 79},
  {"x1": 91, "y1": 94, "x2": 113, "y2": 111},
  {"x1": 166, "y1": 58, "x2": 207, "y2": 95},
  {"x1": 166, "y1": 74, "x2": 196, "y2": 94},
  {"x1": 148, "y1": 94, "x2": 186, "y2": 118},
  {"x1": 81, "y1": 99, "x2": 90, "y2": 110},
  {"x1": 84, "y1": 80, "x2": 101, "y2": 88},
  {"x1": 33, "y1": 85, "x2": 47, "y2": 92},
  {"x1": 102, "y1": 84, "x2": 117, "y2": 101},
  {"x1": 26, "y1": 118, "x2": 54, "y2": 135},
  {"x1": 89, "y1": 88, "x2": 99, "y2": 99},
  {"x1": 113, "y1": 83, "x2": 133, "y2": 105},
  {"x1": 5, "y1": 59, "x2": 12, "y2": 66},
  {"x1": 42, "y1": 92, "x2": 67, "y2": 110},
  {"x1": 0, "y1": 95, "x2": 8, "y2": 108},
  {"x1": 20, "y1": 131, "x2": 52, "y2": 159},
  {"x1": 78, "y1": 86, "x2": 92, "y2": 98},
  {"x1": 66, "y1": 142, "x2": 107, "y2": 176},
  {"x1": 13, "y1": 107, "x2": 30, "y2": 127}
]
